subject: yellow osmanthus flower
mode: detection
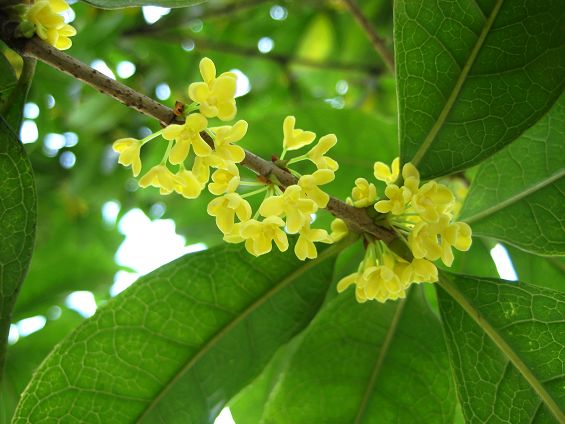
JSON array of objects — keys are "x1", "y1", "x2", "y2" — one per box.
[
  {"x1": 295, "y1": 223, "x2": 331, "y2": 261},
  {"x1": 330, "y1": 218, "x2": 348, "y2": 242},
  {"x1": 440, "y1": 221, "x2": 472, "y2": 266},
  {"x1": 282, "y1": 116, "x2": 316, "y2": 151},
  {"x1": 139, "y1": 165, "x2": 176, "y2": 195},
  {"x1": 163, "y1": 113, "x2": 211, "y2": 164},
  {"x1": 298, "y1": 169, "x2": 335, "y2": 208},
  {"x1": 174, "y1": 169, "x2": 203, "y2": 199},
  {"x1": 258, "y1": 185, "x2": 317, "y2": 234},
  {"x1": 408, "y1": 219, "x2": 444, "y2": 262},
  {"x1": 188, "y1": 58, "x2": 237, "y2": 121},
  {"x1": 192, "y1": 154, "x2": 223, "y2": 185},
  {"x1": 401, "y1": 162, "x2": 420, "y2": 196},
  {"x1": 241, "y1": 217, "x2": 289, "y2": 256},
  {"x1": 305, "y1": 134, "x2": 339, "y2": 171},
  {"x1": 211, "y1": 120, "x2": 248, "y2": 163},
  {"x1": 374, "y1": 183, "x2": 410, "y2": 215},
  {"x1": 23, "y1": 0, "x2": 76, "y2": 51},
  {"x1": 374, "y1": 157, "x2": 399, "y2": 184},
  {"x1": 208, "y1": 164, "x2": 240, "y2": 195},
  {"x1": 412, "y1": 181, "x2": 454, "y2": 223},
  {"x1": 207, "y1": 193, "x2": 252, "y2": 234},
  {"x1": 112, "y1": 137, "x2": 142, "y2": 177},
  {"x1": 347, "y1": 178, "x2": 377, "y2": 208}
]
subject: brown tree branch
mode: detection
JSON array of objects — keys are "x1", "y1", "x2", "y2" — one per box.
[
  {"x1": 3, "y1": 33, "x2": 396, "y2": 243},
  {"x1": 342, "y1": 0, "x2": 395, "y2": 74}
]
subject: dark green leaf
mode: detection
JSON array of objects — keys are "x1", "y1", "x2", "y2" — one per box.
[
  {"x1": 1, "y1": 309, "x2": 83, "y2": 423},
  {"x1": 81, "y1": 0, "x2": 204, "y2": 9},
  {"x1": 229, "y1": 336, "x2": 304, "y2": 424},
  {"x1": 1, "y1": 58, "x2": 36, "y2": 132},
  {"x1": 505, "y1": 245, "x2": 565, "y2": 291},
  {"x1": 437, "y1": 272, "x2": 565, "y2": 423},
  {"x1": 13, "y1": 241, "x2": 339, "y2": 423},
  {"x1": 396, "y1": 0, "x2": 565, "y2": 178},
  {"x1": 0, "y1": 53, "x2": 16, "y2": 102},
  {"x1": 460, "y1": 94, "x2": 565, "y2": 255},
  {"x1": 0, "y1": 119, "x2": 36, "y2": 376},
  {"x1": 261, "y1": 287, "x2": 456, "y2": 423}
]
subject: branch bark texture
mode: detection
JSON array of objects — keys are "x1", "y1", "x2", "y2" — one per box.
[{"x1": 4, "y1": 34, "x2": 396, "y2": 243}]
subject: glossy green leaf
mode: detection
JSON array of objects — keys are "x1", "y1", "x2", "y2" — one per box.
[
  {"x1": 13, "y1": 241, "x2": 338, "y2": 423},
  {"x1": 0, "y1": 58, "x2": 36, "y2": 132},
  {"x1": 82, "y1": 0, "x2": 204, "y2": 9},
  {"x1": 0, "y1": 53, "x2": 16, "y2": 102},
  {"x1": 505, "y1": 245, "x2": 565, "y2": 291},
  {"x1": 1, "y1": 309, "x2": 83, "y2": 423},
  {"x1": 229, "y1": 336, "x2": 303, "y2": 424},
  {"x1": 261, "y1": 287, "x2": 456, "y2": 423},
  {"x1": 437, "y1": 273, "x2": 565, "y2": 423},
  {"x1": 0, "y1": 119, "x2": 36, "y2": 376},
  {"x1": 396, "y1": 0, "x2": 565, "y2": 178},
  {"x1": 460, "y1": 94, "x2": 565, "y2": 255}
]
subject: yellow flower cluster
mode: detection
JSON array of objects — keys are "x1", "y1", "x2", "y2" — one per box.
[
  {"x1": 214, "y1": 116, "x2": 340, "y2": 260},
  {"x1": 18, "y1": 0, "x2": 76, "y2": 50},
  {"x1": 112, "y1": 58, "x2": 340, "y2": 261},
  {"x1": 337, "y1": 158, "x2": 472, "y2": 303},
  {"x1": 113, "y1": 58, "x2": 243, "y2": 202}
]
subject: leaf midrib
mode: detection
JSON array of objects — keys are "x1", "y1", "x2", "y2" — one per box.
[
  {"x1": 354, "y1": 297, "x2": 407, "y2": 424},
  {"x1": 410, "y1": 0, "x2": 505, "y2": 166},
  {"x1": 463, "y1": 169, "x2": 565, "y2": 225},
  {"x1": 135, "y1": 242, "x2": 344, "y2": 422},
  {"x1": 438, "y1": 272, "x2": 565, "y2": 423}
]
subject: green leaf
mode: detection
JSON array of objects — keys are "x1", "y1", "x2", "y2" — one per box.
[
  {"x1": 395, "y1": 0, "x2": 565, "y2": 178},
  {"x1": 0, "y1": 58, "x2": 36, "y2": 132},
  {"x1": 261, "y1": 287, "x2": 456, "y2": 423},
  {"x1": 0, "y1": 119, "x2": 36, "y2": 376},
  {"x1": 229, "y1": 336, "x2": 303, "y2": 424},
  {"x1": 460, "y1": 94, "x2": 565, "y2": 255},
  {"x1": 81, "y1": 0, "x2": 204, "y2": 8},
  {"x1": 505, "y1": 245, "x2": 565, "y2": 291},
  {"x1": 0, "y1": 53, "x2": 16, "y2": 102},
  {"x1": 13, "y1": 241, "x2": 338, "y2": 423},
  {"x1": 1, "y1": 309, "x2": 83, "y2": 423},
  {"x1": 437, "y1": 272, "x2": 565, "y2": 423}
]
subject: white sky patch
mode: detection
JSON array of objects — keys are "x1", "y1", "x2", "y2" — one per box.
[
  {"x1": 16, "y1": 315, "x2": 47, "y2": 337},
  {"x1": 258, "y1": 37, "x2": 274, "y2": 54},
  {"x1": 142, "y1": 6, "x2": 170, "y2": 24},
  {"x1": 155, "y1": 82, "x2": 171, "y2": 100},
  {"x1": 66, "y1": 291, "x2": 98, "y2": 318},
  {"x1": 102, "y1": 200, "x2": 121, "y2": 226},
  {"x1": 44, "y1": 133, "x2": 66, "y2": 150},
  {"x1": 59, "y1": 151, "x2": 76, "y2": 169},
  {"x1": 90, "y1": 59, "x2": 116, "y2": 80},
  {"x1": 111, "y1": 209, "x2": 207, "y2": 296},
  {"x1": 181, "y1": 39, "x2": 195, "y2": 52},
  {"x1": 270, "y1": 5, "x2": 288, "y2": 21},
  {"x1": 490, "y1": 244, "x2": 518, "y2": 281},
  {"x1": 8, "y1": 325, "x2": 19, "y2": 345},
  {"x1": 61, "y1": 6, "x2": 75, "y2": 23},
  {"x1": 116, "y1": 61, "x2": 136, "y2": 79},
  {"x1": 214, "y1": 408, "x2": 236, "y2": 424},
  {"x1": 64, "y1": 131, "x2": 79, "y2": 147},
  {"x1": 46, "y1": 94, "x2": 56, "y2": 109},
  {"x1": 20, "y1": 120, "x2": 38, "y2": 143},
  {"x1": 230, "y1": 69, "x2": 251, "y2": 97},
  {"x1": 24, "y1": 102, "x2": 40, "y2": 119},
  {"x1": 336, "y1": 80, "x2": 349, "y2": 95}
]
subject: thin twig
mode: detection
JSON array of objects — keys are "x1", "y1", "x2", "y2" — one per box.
[
  {"x1": 126, "y1": 32, "x2": 382, "y2": 76},
  {"x1": 126, "y1": 0, "x2": 273, "y2": 37},
  {"x1": 342, "y1": 0, "x2": 395, "y2": 74},
  {"x1": 3, "y1": 33, "x2": 396, "y2": 243}
]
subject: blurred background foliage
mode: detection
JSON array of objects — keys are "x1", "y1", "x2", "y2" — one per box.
[{"x1": 4, "y1": 0, "x2": 544, "y2": 421}]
